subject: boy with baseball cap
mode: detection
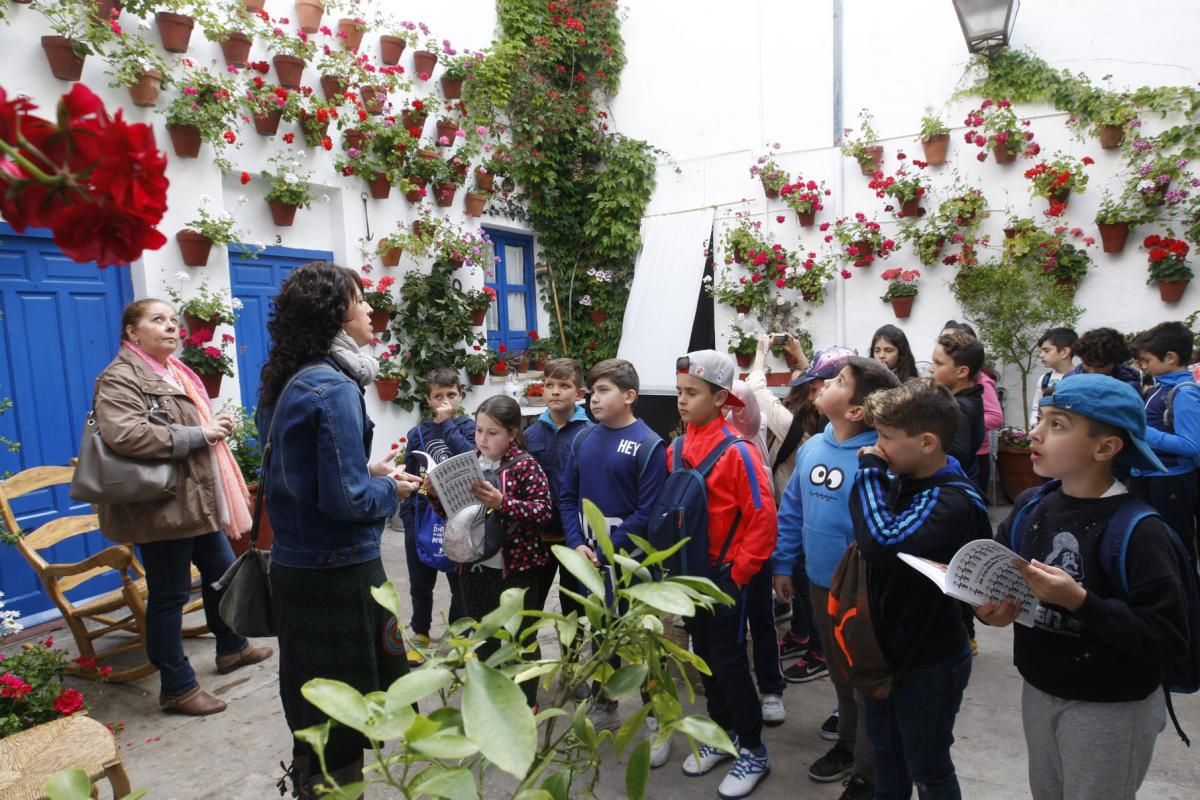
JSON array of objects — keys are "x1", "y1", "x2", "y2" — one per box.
[{"x1": 979, "y1": 373, "x2": 1190, "y2": 800}]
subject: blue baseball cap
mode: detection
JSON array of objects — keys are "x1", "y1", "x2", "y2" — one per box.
[{"x1": 1039, "y1": 373, "x2": 1165, "y2": 472}]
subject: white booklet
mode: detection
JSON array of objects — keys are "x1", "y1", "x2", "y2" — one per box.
[
  {"x1": 413, "y1": 450, "x2": 485, "y2": 518},
  {"x1": 898, "y1": 539, "x2": 1037, "y2": 628}
]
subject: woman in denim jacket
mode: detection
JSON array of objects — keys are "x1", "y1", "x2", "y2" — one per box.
[{"x1": 256, "y1": 263, "x2": 421, "y2": 799}]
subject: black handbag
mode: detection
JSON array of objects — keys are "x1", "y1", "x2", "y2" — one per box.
[
  {"x1": 216, "y1": 365, "x2": 323, "y2": 638},
  {"x1": 70, "y1": 400, "x2": 177, "y2": 504}
]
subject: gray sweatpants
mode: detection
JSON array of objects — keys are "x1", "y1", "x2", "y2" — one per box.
[{"x1": 1022, "y1": 681, "x2": 1165, "y2": 800}]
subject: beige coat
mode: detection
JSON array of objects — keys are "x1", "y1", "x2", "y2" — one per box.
[{"x1": 92, "y1": 347, "x2": 220, "y2": 544}]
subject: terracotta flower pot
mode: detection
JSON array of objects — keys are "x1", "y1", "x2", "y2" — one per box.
[
  {"x1": 374, "y1": 378, "x2": 400, "y2": 402},
  {"x1": 475, "y1": 168, "x2": 495, "y2": 192},
  {"x1": 464, "y1": 191, "x2": 487, "y2": 217},
  {"x1": 91, "y1": 0, "x2": 122, "y2": 20},
  {"x1": 1056, "y1": 279, "x2": 1079, "y2": 296},
  {"x1": 379, "y1": 35, "x2": 406, "y2": 65},
  {"x1": 1097, "y1": 221, "x2": 1131, "y2": 253},
  {"x1": 367, "y1": 172, "x2": 391, "y2": 199},
  {"x1": 441, "y1": 75, "x2": 464, "y2": 100},
  {"x1": 402, "y1": 110, "x2": 428, "y2": 130},
  {"x1": 232, "y1": 483, "x2": 274, "y2": 556},
  {"x1": 434, "y1": 183, "x2": 457, "y2": 208},
  {"x1": 766, "y1": 372, "x2": 791, "y2": 387},
  {"x1": 41, "y1": 36, "x2": 86, "y2": 81},
  {"x1": 992, "y1": 143, "x2": 1017, "y2": 165},
  {"x1": 1158, "y1": 279, "x2": 1189, "y2": 303},
  {"x1": 253, "y1": 110, "x2": 283, "y2": 136},
  {"x1": 243, "y1": 0, "x2": 266, "y2": 11},
  {"x1": 200, "y1": 372, "x2": 223, "y2": 399},
  {"x1": 176, "y1": 230, "x2": 213, "y2": 267},
  {"x1": 411, "y1": 220, "x2": 426, "y2": 238},
  {"x1": 268, "y1": 198, "x2": 299, "y2": 227},
  {"x1": 272, "y1": 54, "x2": 305, "y2": 89},
  {"x1": 379, "y1": 245, "x2": 401, "y2": 267},
  {"x1": 921, "y1": 134, "x2": 950, "y2": 166},
  {"x1": 219, "y1": 32, "x2": 253, "y2": 68},
  {"x1": 996, "y1": 446, "x2": 1045, "y2": 503},
  {"x1": 404, "y1": 177, "x2": 427, "y2": 202},
  {"x1": 413, "y1": 50, "x2": 438, "y2": 77},
  {"x1": 369, "y1": 309, "x2": 389, "y2": 333},
  {"x1": 761, "y1": 177, "x2": 779, "y2": 199},
  {"x1": 897, "y1": 198, "x2": 922, "y2": 218},
  {"x1": 342, "y1": 128, "x2": 367, "y2": 152},
  {"x1": 853, "y1": 240, "x2": 874, "y2": 265},
  {"x1": 156, "y1": 12, "x2": 195, "y2": 53},
  {"x1": 166, "y1": 123, "x2": 202, "y2": 158},
  {"x1": 184, "y1": 312, "x2": 219, "y2": 334},
  {"x1": 337, "y1": 18, "x2": 364, "y2": 51},
  {"x1": 319, "y1": 74, "x2": 345, "y2": 101},
  {"x1": 416, "y1": 148, "x2": 439, "y2": 161},
  {"x1": 1048, "y1": 188, "x2": 1070, "y2": 211},
  {"x1": 360, "y1": 85, "x2": 385, "y2": 115},
  {"x1": 796, "y1": 210, "x2": 815, "y2": 227},
  {"x1": 890, "y1": 295, "x2": 915, "y2": 318},
  {"x1": 735, "y1": 351, "x2": 753, "y2": 368},
  {"x1": 1099, "y1": 124, "x2": 1125, "y2": 150},
  {"x1": 859, "y1": 145, "x2": 884, "y2": 176},
  {"x1": 468, "y1": 371, "x2": 487, "y2": 386},
  {"x1": 590, "y1": 310, "x2": 608, "y2": 326},
  {"x1": 1003, "y1": 227, "x2": 1017, "y2": 239},
  {"x1": 471, "y1": 307, "x2": 488, "y2": 326},
  {"x1": 435, "y1": 119, "x2": 459, "y2": 144},
  {"x1": 127, "y1": 70, "x2": 162, "y2": 107},
  {"x1": 294, "y1": 0, "x2": 325, "y2": 34},
  {"x1": 735, "y1": 303, "x2": 751, "y2": 314},
  {"x1": 490, "y1": 363, "x2": 508, "y2": 377}
]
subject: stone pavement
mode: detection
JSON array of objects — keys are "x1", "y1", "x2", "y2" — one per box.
[{"x1": 7, "y1": 516, "x2": 1200, "y2": 799}]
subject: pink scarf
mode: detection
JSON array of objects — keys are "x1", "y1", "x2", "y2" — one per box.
[{"x1": 124, "y1": 342, "x2": 253, "y2": 537}]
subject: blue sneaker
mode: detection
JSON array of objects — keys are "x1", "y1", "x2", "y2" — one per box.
[
  {"x1": 681, "y1": 735, "x2": 738, "y2": 777},
  {"x1": 718, "y1": 746, "x2": 770, "y2": 798}
]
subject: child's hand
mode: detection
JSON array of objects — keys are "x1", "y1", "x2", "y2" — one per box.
[
  {"x1": 858, "y1": 444, "x2": 887, "y2": 462},
  {"x1": 772, "y1": 574, "x2": 794, "y2": 604},
  {"x1": 471, "y1": 479, "x2": 503, "y2": 510},
  {"x1": 369, "y1": 457, "x2": 394, "y2": 477},
  {"x1": 575, "y1": 544, "x2": 600, "y2": 567},
  {"x1": 976, "y1": 598, "x2": 1022, "y2": 628},
  {"x1": 1018, "y1": 560, "x2": 1087, "y2": 611},
  {"x1": 422, "y1": 475, "x2": 437, "y2": 498},
  {"x1": 433, "y1": 400, "x2": 455, "y2": 424}
]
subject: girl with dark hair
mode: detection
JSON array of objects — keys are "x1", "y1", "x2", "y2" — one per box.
[
  {"x1": 426, "y1": 395, "x2": 552, "y2": 707},
  {"x1": 258, "y1": 262, "x2": 422, "y2": 798},
  {"x1": 870, "y1": 325, "x2": 920, "y2": 383}
]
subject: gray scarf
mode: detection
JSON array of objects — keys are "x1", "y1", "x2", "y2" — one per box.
[{"x1": 329, "y1": 330, "x2": 379, "y2": 387}]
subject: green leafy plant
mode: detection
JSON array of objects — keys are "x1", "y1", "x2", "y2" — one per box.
[
  {"x1": 103, "y1": 26, "x2": 170, "y2": 89},
  {"x1": 261, "y1": 150, "x2": 314, "y2": 208},
  {"x1": 182, "y1": 197, "x2": 252, "y2": 248},
  {"x1": 879, "y1": 267, "x2": 921, "y2": 301},
  {"x1": 963, "y1": 99, "x2": 1037, "y2": 161},
  {"x1": 1024, "y1": 152, "x2": 1093, "y2": 200},
  {"x1": 465, "y1": 285, "x2": 497, "y2": 313},
  {"x1": 179, "y1": 327, "x2": 235, "y2": 378},
  {"x1": 779, "y1": 175, "x2": 830, "y2": 216},
  {"x1": 896, "y1": 219, "x2": 950, "y2": 266},
  {"x1": 719, "y1": 215, "x2": 768, "y2": 265},
  {"x1": 1095, "y1": 190, "x2": 1148, "y2": 225},
  {"x1": 34, "y1": 0, "x2": 116, "y2": 57},
  {"x1": 220, "y1": 404, "x2": 261, "y2": 485},
  {"x1": 0, "y1": 635, "x2": 109, "y2": 739},
  {"x1": 825, "y1": 214, "x2": 897, "y2": 267},
  {"x1": 725, "y1": 319, "x2": 760, "y2": 356},
  {"x1": 376, "y1": 343, "x2": 405, "y2": 380},
  {"x1": 1143, "y1": 234, "x2": 1194, "y2": 284},
  {"x1": 163, "y1": 65, "x2": 240, "y2": 148},
  {"x1": 785, "y1": 251, "x2": 838, "y2": 306},
  {"x1": 265, "y1": 22, "x2": 317, "y2": 61},
  {"x1": 441, "y1": 48, "x2": 485, "y2": 81},
  {"x1": 464, "y1": 339, "x2": 491, "y2": 376},
  {"x1": 386, "y1": 268, "x2": 478, "y2": 409},
  {"x1": 749, "y1": 143, "x2": 788, "y2": 194},
  {"x1": 164, "y1": 277, "x2": 240, "y2": 326},
  {"x1": 240, "y1": 75, "x2": 303, "y2": 123},
  {"x1": 919, "y1": 114, "x2": 949, "y2": 141},
  {"x1": 868, "y1": 163, "x2": 929, "y2": 205},
  {"x1": 840, "y1": 108, "x2": 881, "y2": 172}
]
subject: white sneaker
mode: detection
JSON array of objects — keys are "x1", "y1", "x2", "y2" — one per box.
[
  {"x1": 681, "y1": 736, "x2": 738, "y2": 777},
  {"x1": 761, "y1": 693, "x2": 785, "y2": 726},
  {"x1": 717, "y1": 746, "x2": 770, "y2": 799},
  {"x1": 645, "y1": 716, "x2": 672, "y2": 768},
  {"x1": 588, "y1": 700, "x2": 621, "y2": 730}
]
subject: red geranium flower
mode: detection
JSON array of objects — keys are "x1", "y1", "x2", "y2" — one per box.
[{"x1": 52, "y1": 688, "x2": 85, "y2": 716}]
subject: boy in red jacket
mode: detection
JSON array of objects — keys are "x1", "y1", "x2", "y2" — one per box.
[{"x1": 673, "y1": 350, "x2": 778, "y2": 799}]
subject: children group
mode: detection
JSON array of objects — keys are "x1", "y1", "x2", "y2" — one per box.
[{"x1": 395, "y1": 318, "x2": 1197, "y2": 800}]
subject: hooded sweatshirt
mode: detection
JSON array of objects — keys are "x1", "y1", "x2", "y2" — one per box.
[
  {"x1": 950, "y1": 383, "x2": 985, "y2": 482},
  {"x1": 1134, "y1": 368, "x2": 1200, "y2": 477},
  {"x1": 774, "y1": 422, "x2": 878, "y2": 589}
]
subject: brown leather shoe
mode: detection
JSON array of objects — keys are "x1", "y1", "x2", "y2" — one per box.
[
  {"x1": 160, "y1": 686, "x2": 226, "y2": 716},
  {"x1": 215, "y1": 643, "x2": 273, "y2": 675}
]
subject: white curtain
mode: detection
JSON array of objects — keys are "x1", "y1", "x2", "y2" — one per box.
[{"x1": 618, "y1": 208, "x2": 715, "y2": 390}]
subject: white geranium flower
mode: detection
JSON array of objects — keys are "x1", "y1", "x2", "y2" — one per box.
[
  {"x1": 175, "y1": 271, "x2": 191, "y2": 283},
  {"x1": 231, "y1": 298, "x2": 244, "y2": 311},
  {"x1": 283, "y1": 174, "x2": 299, "y2": 185}
]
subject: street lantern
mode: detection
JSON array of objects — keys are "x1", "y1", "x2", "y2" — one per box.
[{"x1": 951, "y1": 0, "x2": 1020, "y2": 53}]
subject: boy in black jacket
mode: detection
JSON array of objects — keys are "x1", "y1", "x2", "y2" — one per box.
[
  {"x1": 930, "y1": 330, "x2": 986, "y2": 489},
  {"x1": 979, "y1": 373, "x2": 1189, "y2": 800},
  {"x1": 849, "y1": 379, "x2": 991, "y2": 800}
]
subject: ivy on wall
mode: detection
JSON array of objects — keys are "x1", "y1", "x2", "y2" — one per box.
[{"x1": 465, "y1": 0, "x2": 657, "y2": 364}]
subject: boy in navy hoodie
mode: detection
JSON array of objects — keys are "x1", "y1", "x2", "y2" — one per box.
[
  {"x1": 1130, "y1": 321, "x2": 1200, "y2": 562},
  {"x1": 850, "y1": 379, "x2": 991, "y2": 800},
  {"x1": 399, "y1": 368, "x2": 474, "y2": 661},
  {"x1": 523, "y1": 357, "x2": 593, "y2": 617},
  {"x1": 774, "y1": 356, "x2": 900, "y2": 800}
]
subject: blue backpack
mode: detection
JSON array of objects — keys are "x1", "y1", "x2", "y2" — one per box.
[
  {"x1": 1010, "y1": 479, "x2": 1200, "y2": 744},
  {"x1": 647, "y1": 435, "x2": 750, "y2": 578}
]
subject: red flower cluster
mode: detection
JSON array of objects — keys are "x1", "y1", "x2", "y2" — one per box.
[
  {"x1": 74, "y1": 656, "x2": 114, "y2": 678},
  {"x1": 52, "y1": 688, "x2": 85, "y2": 716},
  {"x1": 0, "y1": 672, "x2": 32, "y2": 699},
  {"x1": 1144, "y1": 234, "x2": 1189, "y2": 263},
  {"x1": 0, "y1": 84, "x2": 168, "y2": 267}
]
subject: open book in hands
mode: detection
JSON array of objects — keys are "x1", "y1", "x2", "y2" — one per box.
[
  {"x1": 899, "y1": 539, "x2": 1037, "y2": 627},
  {"x1": 411, "y1": 450, "x2": 485, "y2": 518}
]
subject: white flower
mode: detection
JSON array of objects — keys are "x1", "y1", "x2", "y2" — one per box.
[
  {"x1": 320, "y1": 194, "x2": 330, "y2": 203},
  {"x1": 199, "y1": 194, "x2": 212, "y2": 205},
  {"x1": 175, "y1": 271, "x2": 191, "y2": 283},
  {"x1": 237, "y1": 195, "x2": 247, "y2": 204},
  {"x1": 231, "y1": 298, "x2": 244, "y2": 311},
  {"x1": 283, "y1": 174, "x2": 299, "y2": 185}
]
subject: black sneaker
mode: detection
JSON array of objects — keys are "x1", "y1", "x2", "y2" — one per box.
[
  {"x1": 819, "y1": 710, "x2": 840, "y2": 741},
  {"x1": 783, "y1": 657, "x2": 829, "y2": 683},
  {"x1": 778, "y1": 632, "x2": 809, "y2": 658},
  {"x1": 838, "y1": 775, "x2": 874, "y2": 800},
  {"x1": 807, "y1": 744, "x2": 854, "y2": 783}
]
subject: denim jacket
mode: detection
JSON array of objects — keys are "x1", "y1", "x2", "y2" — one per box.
[{"x1": 257, "y1": 357, "x2": 399, "y2": 568}]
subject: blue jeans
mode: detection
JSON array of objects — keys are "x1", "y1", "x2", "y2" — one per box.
[
  {"x1": 138, "y1": 531, "x2": 246, "y2": 696},
  {"x1": 864, "y1": 645, "x2": 972, "y2": 800}
]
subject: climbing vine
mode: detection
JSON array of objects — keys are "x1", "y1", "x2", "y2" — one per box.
[{"x1": 465, "y1": 0, "x2": 657, "y2": 364}]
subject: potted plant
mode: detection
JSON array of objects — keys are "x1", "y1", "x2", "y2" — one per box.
[
  {"x1": 488, "y1": 344, "x2": 510, "y2": 376},
  {"x1": 1095, "y1": 191, "x2": 1144, "y2": 253},
  {"x1": 362, "y1": 274, "x2": 397, "y2": 331},
  {"x1": 200, "y1": 1, "x2": 259, "y2": 68},
  {"x1": 1043, "y1": 239, "x2": 1094, "y2": 295},
  {"x1": 296, "y1": 93, "x2": 339, "y2": 147},
  {"x1": 879, "y1": 267, "x2": 920, "y2": 318},
  {"x1": 896, "y1": 219, "x2": 950, "y2": 266},
  {"x1": 155, "y1": 3, "x2": 197, "y2": 54},
  {"x1": 412, "y1": 35, "x2": 439, "y2": 79},
  {"x1": 840, "y1": 108, "x2": 883, "y2": 175},
  {"x1": 868, "y1": 162, "x2": 930, "y2": 218},
  {"x1": 440, "y1": 48, "x2": 482, "y2": 99},
  {"x1": 994, "y1": 427, "x2": 1043, "y2": 503},
  {"x1": 222, "y1": 405, "x2": 272, "y2": 555},
  {"x1": 374, "y1": 343, "x2": 404, "y2": 401},
  {"x1": 919, "y1": 114, "x2": 951, "y2": 165},
  {"x1": 294, "y1": 0, "x2": 325, "y2": 33},
  {"x1": 526, "y1": 330, "x2": 554, "y2": 370},
  {"x1": 179, "y1": 327, "x2": 236, "y2": 398},
  {"x1": 464, "y1": 341, "x2": 490, "y2": 385},
  {"x1": 1088, "y1": 91, "x2": 1137, "y2": 149},
  {"x1": 0, "y1": 634, "x2": 108, "y2": 738},
  {"x1": 178, "y1": 198, "x2": 253, "y2": 266},
  {"x1": 522, "y1": 379, "x2": 546, "y2": 406},
  {"x1": 465, "y1": 285, "x2": 496, "y2": 326},
  {"x1": 785, "y1": 251, "x2": 839, "y2": 305},
  {"x1": 706, "y1": 268, "x2": 770, "y2": 315},
  {"x1": 265, "y1": 22, "x2": 317, "y2": 89},
  {"x1": 824, "y1": 213, "x2": 897, "y2": 267},
  {"x1": 35, "y1": 0, "x2": 115, "y2": 81},
  {"x1": 239, "y1": 75, "x2": 302, "y2": 136},
  {"x1": 749, "y1": 143, "x2": 788, "y2": 198},
  {"x1": 103, "y1": 26, "x2": 170, "y2": 107},
  {"x1": 937, "y1": 185, "x2": 989, "y2": 230},
  {"x1": 1128, "y1": 153, "x2": 1191, "y2": 209},
  {"x1": 1024, "y1": 153, "x2": 1093, "y2": 213},
  {"x1": 779, "y1": 175, "x2": 830, "y2": 226},
  {"x1": 261, "y1": 150, "x2": 313, "y2": 226},
  {"x1": 1143, "y1": 233, "x2": 1193, "y2": 303},
  {"x1": 464, "y1": 184, "x2": 489, "y2": 217},
  {"x1": 719, "y1": 214, "x2": 767, "y2": 265},
  {"x1": 379, "y1": 23, "x2": 417, "y2": 66},
  {"x1": 375, "y1": 227, "x2": 417, "y2": 267},
  {"x1": 963, "y1": 99, "x2": 1038, "y2": 164},
  {"x1": 336, "y1": 15, "x2": 367, "y2": 51},
  {"x1": 312, "y1": 43, "x2": 370, "y2": 101},
  {"x1": 436, "y1": 114, "x2": 461, "y2": 145},
  {"x1": 164, "y1": 277, "x2": 240, "y2": 331},
  {"x1": 726, "y1": 320, "x2": 759, "y2": 368},
  {"x1": 163, "y1": 66, "x2": 239, "y2": 159}
]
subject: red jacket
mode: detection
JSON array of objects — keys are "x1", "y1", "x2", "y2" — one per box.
[{"x1": 667, "y1": 417, "x2": 777, "y2": 587}]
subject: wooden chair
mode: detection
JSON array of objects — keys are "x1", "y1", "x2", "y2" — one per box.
[
  {"x1": 0, "y1": 466, "x2": 207, "y2": 684},
  {"x1": 0, "y1": 713, "x2": 131, "y2": 799}
]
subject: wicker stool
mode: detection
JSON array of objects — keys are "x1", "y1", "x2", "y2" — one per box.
[{"x1": 0, "y1": 714, "x2": 131, "y2": 799}]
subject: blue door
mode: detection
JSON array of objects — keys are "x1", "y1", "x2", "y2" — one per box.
[
  {"x1": 0, "y1": 224, "x2": 134, "y2": 623},
  {"x1": 231, "y1": 246, "x2": 332, "y2": 414},
  {"x1": 483, "y1": 229, "x2": 537, "y2": 352}
]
